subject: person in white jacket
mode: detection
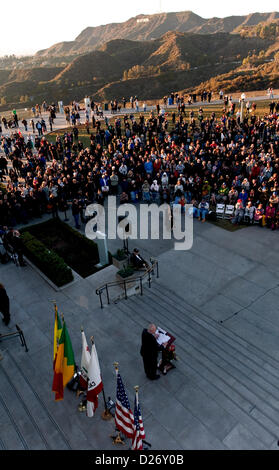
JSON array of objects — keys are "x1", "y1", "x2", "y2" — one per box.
[
  {"x1": 244, "y1": 201, "x2": 255, "y2": 224},
  {"x1": 161, "y1": 172, "x2": 169, "y2": 188},
  {"x1": 197, "y1": 199, "x2": 209, "y2": 222},
  {"x1": 150, "y1": 180, "x2": 160, "y2": 203}
]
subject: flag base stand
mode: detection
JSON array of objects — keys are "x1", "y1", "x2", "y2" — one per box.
[
  {"x1": 101, "y1": 409, "x2": 113, "y2": 421},
  {"x1": 78, "y1": 399, "x2": 87, "y2": 412},
  {"x1": 110, "y1": 431, "x2": 125, "y2": 445}
]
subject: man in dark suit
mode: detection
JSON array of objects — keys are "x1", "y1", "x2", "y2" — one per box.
[
  {"x1": 130, "y1": 248, "x2": 148, "y2": 270},
  {"x1": 0, "y1": 284, "x2": 10, "y2": 326},
  {"x1": 140, "y1": 324, "x2": 161, "y2": 380}
]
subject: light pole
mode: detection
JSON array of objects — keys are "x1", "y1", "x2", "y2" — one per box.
[{"x1": 240, "y1": 93, "x2": 246, "y2": 124}]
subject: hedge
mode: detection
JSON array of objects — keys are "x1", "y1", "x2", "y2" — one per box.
[
  {"x1": 21, "y1": 231, "x2": 74, "y2": 287},
  {"x1": 23, "y1": 218, "x2": 101, "y2": 278},
  {"x1": 117, "y1": 265, "x2": 135, "y2": 278}
]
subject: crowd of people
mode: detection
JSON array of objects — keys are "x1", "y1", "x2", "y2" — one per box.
[{"x1": 1, "y1": 92, "x2": 279, "y2": 237}]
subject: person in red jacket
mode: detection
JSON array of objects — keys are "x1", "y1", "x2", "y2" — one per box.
[
  {"x1": 250, "y1": 163, "x2": 260, "y2": 181},
  {"x1": 153, "y1": 158, "x2": 161, "y2": 173},
  {"x1": 266, "y1": 203, "x2": 276, "y2": 229}
]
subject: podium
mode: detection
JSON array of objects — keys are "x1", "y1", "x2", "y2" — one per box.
[{"x1": 156, "y1": 327, "x2": 176, "y2": 375}]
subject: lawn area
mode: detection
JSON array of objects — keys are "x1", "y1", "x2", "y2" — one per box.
[
  {"x1": 207, "y1": 218, "x2": 248, "y2": 231},
  {"x1": 22, "y1": 218, "x2": 111, "y2": 278}
]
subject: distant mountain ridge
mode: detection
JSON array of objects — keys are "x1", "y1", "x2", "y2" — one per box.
[
  {"x1": 1, "y1": 11, "x2": 279, "y2": 110},
  {"x1": 36, "y1": 10, "x2": 279, "y2": 57},
  {"x1": 0, "y1": 30, "x2": 272, "y2": 108}
]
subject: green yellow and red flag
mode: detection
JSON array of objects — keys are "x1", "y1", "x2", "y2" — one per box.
[
  {"x1": 53, "y1": 304, "x2": 63, "y2": 369},
  {"x1": 52, "y1": 320, "x2": 75, "y2": 401}
]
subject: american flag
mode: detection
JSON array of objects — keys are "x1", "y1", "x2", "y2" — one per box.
[
  {"x1": 115, "y1": 372, "x2": 135, "y2": 438},
  {"x1": 131, "y1": 391, "x2": 146, "y2": 450}
]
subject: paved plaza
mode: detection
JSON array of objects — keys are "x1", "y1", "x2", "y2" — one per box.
[{"x1": 1, "y1": 215, "x2": 279, "y2": 450}]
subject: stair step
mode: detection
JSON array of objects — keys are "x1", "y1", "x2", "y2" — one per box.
[
  {"x1": 110, "y1": 297, "x2": 279, "y2": 446},
  {"x1": 122, "y1": 293, "x2": 279, "y2": 404},
  {"x1": 0, "y1": 392, "x2": 27, "y2": 450},
  {"x1": 132, "y1": 294, "x2": 279, "y2": 425},
  {"x1": 0, "y1": 352, "x2": 71, "y2": 450},
  {"x1": 152, "y1": 282, "x2": 279, "y2": 375},
  {"x1": 142, "y1": 287, "x2": 279, "y2": 392},
  {"x1": 0, "y1": 361, "x2": 47, "y2": 449}
]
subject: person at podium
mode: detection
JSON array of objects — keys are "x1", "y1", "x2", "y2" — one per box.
[{"x1": 140, "y1": 324, "x2": 162, "y2": 380}]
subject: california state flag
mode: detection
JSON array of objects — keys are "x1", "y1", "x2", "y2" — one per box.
[
  {"x1": 80, "y1": 331, "x2": 91, "y2": 390},
  {"x1": 86, "y1": 343, "x2": 103, "y2": 417}
]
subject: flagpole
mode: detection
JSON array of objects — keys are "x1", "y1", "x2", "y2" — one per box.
[
  {"x1": 90, "y1": 336, "x2": 112, "y2": 420},
  {"x1": 77, "y1": 325, "x2": 85, "y2": 397},
  {"x1": 133, "y1": 384, "x2": 150, "y2": 450},
  {"x1": 111, "y1": 362, "x2": 125, "y2": 445},
  {"x1": 134, "y1": 385, "x2": 139, "y2": 408},
  {"x1": 77, "y1": 326, "x2": 89, "y2": 408},
  {"x1": 50, "y1": 300, "x2": 57, "y2": 312}
]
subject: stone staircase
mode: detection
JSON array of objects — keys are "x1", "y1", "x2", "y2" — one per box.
[
  {"x1": 0, "y1": 350, "x2": 72, "y2": 450},
  {"x1": 1, "y1": 275, "x2": 279, "y2": 448},
  {"x1": 106, "y1": 282, "x2": 279, "y2": 449}
]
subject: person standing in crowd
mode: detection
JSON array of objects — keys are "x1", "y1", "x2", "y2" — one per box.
[
  {"x1": 4, "y1": 229, "x2": 26, "y2": 267},
  {"x1": 72, "y1": 199, "x2": 81, "y2": 229},
  {"x1": 1, "y1": 91, "x2": 279, "y2": 235},
  {"x1": 22, "y1": 119, "x2": 28, "y2": 131},
  {"x1": 0, "y1": 284, "x2": 10, "y2": 326},
  {"x1": 140, "y1": 324, "x2": 162, "y2": 380},
  {"x1": 30, "y1": 119, "x2": 35, "y2": 133}
]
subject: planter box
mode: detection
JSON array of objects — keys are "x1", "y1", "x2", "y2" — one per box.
[
  {"x1": 116, "y1": 272, "x2": 137, "y2": 287},
  {"x1": 24, "y1": 256, "x2": 81, "y2": 292},
  {"x1": 112, "y1": 256, "x2": 129, "y2": 270},
  {"x1": 114, "y1": 271, "x2": 151, "y2": 300}
]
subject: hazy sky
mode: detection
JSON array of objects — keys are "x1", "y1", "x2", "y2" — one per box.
[{"x1": 2, "y1": 0, "x2": 279, "y2": 56}]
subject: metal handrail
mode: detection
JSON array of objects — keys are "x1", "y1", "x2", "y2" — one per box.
[
  {"x1": 96, "y1": 258, "x2": 159, "y2": 308},
  {"x1": 0, "y1": 325, "x2": 28, "y2": 352}
]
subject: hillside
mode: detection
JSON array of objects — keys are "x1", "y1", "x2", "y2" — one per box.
[
  {"x1": 0, "y1": 30, "x2": 275, "y2": 108},
  {"x1": 188, "y1": 59, "x2": 279, "y2": 96},
  {"x1": 1, "y1": 11, "x2": 279, "y2": 109},
  {"x1": 36, "y1": 10, "x2": 279, "y2": 57}
]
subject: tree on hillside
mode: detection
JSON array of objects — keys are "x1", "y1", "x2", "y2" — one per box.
[
  {"x1": 20, "y1": 95, "x2": 29, "y2": 103},
  {"x1": 256, "y1": 22, "x2": 279, "y2": 40}
]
